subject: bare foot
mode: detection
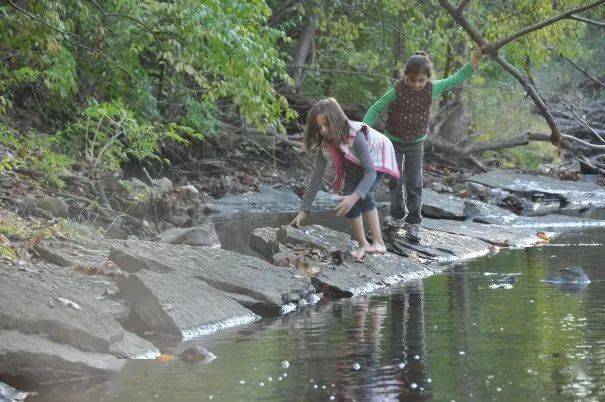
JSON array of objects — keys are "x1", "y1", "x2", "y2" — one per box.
[
  {"x1": 351, "y1": 246, "x2": 369, "y2": 261},
  {"x1": 368, "y1": 242, "x2": 387, "y2": 254}
]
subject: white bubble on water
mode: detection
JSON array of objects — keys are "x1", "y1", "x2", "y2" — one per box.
[
  {"x1": 353, "y1": 363, "x2": 361, "y2": 370},
  {"x1": 496, "y1": 387, "x2": 502, "y2": 392},
  {"x1": 283, "y1": 373, "x2": 288, "y2": 378},
  {"x1": 239, "y1": 380, "x2": 246, "y2": 384},
  {"x1": 330, "y1": 396, "x2": 335, "y2": 400},
  {"x1": 398, "y1": 363, "x2": 406, "y2": 369},
  {"x1": 209, "y1": 396, "x2": 213, "y2": 400},
  {"x1": 278, "y1": 376, "x2": 283, "y2": 381},
  {"x1": 414, "y1": 355, "x2": 420, "y2": 360},
  {"x1": 459, "y1": 351, "x2": 466, "y2": 355},
  {"x1": 427, "y1": 378, "x2": 432, "y2": 383},
  {"x1": 260, "y1": 382, "x2": 264, "y2": 387},
  {"x1": 313, "y1": 384, "x2": 318, "y2": 389},
  {"x1": 322, "y1": 385, "x2": 326, "y2": 389},
  {"x1": 281, "y1": 360, "x2": 290, "y2": 369},
  {"x1": 411, "y1": 383, "x2": 417, "y2": 389}
]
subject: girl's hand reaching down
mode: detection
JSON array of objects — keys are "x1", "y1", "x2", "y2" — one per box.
[{"x1": 334, "y1": 193, "x2": 360, "y2": 217}]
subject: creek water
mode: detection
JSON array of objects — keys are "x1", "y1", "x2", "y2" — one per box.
[{"x1": 34, "y1": 214, "x2": 605, "y2": 402}]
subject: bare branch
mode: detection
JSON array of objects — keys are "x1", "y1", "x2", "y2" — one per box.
[
  {"x1": 83, "y1": 0, "x2": 157, "y2": 33},
  {"x1": 492, "y1": 54, "x2": 562, "y2": 144},
  {"x1": 456, "y1": 0, "x2": 473, "y2": 14},
  {"x1": 489, "y1": 0, "x2": 605, "y2": 51},
  {"x1": 438, "y1": 0, "x2": 489, "y2": 47},
  {"x1": 561, "y1": 54, "x2": 605, "y2": 89},
  {"x1": 568, "y1": 15, "x2": 605, "y2": 28},
  {"x1": 459, "y1": 131, "x2": 551, "y2": 154},
  {"x1": 285, "y1": 64, "x2": 392, "y2": 80},
  {"x1": 7, "y1": 0, "x2": 77, "y2": 37},
  {"x1": 547, "y1": 92, "x2": 605, "y2": 144}
]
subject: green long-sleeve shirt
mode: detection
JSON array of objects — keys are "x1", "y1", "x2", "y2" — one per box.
[{"x1": 363, "y1": 62, "x2": 476, "y2": 143}]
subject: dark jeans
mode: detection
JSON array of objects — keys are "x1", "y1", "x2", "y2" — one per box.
[
  {"x1": 342, "y1": 162, "x2": 381, "y2": 219},
  {"x1": 389, "y1": 140, "x2": 424, "y2": 224}
]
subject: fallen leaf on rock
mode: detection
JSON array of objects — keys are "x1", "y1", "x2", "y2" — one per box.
[{"x1": 156, "y1": 354, "x2": 174, "y2": 362}]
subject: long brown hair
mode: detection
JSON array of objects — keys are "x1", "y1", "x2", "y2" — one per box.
[
  {"x1": 404, "y1": 51, "x2": 433, "y2": 78},
  {"x1": 304, "y1": 97, "x2": 350, "y2": 151}
]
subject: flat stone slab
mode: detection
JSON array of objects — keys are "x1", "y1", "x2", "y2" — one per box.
[
  {"x1": 116, "y1": 268, "x2": 259, "y2": 340},
  {"x1": 509, "y1": 214, "x2": 605, "y2": 229},
  {"x1": 0, "y1": 263, "x2": 158, "y2": 359},
  {"x1": 210, "y1": 185, "x2": 300, "y2": 215},
  {"x1": 0, "y1": 330, "x2": 124, "y2": 385},
  {"x1": 250, "y1": 225, "x2": 439, "y2": 297},
  {"x1": 109, "y1": 240, "x2": 315, "y2": 314},
  {"x1": 33, "y1": 237, "x2": 118, "y2": 269},
  {"x1": 463, "y1": 199, "x2": 519, "y2": 225},
  {"x1": 383, "y1": 221, "x2": 494, "y2": 263},
  {"x1": 421, "y1": 218, "x2": 541, "y2": 248},
  {"x1": 468, "y1": 170, "x2": 605, "y2": 210},
  {"x1": 422, "y1": 188, "x2": 465, "y2": 220}
]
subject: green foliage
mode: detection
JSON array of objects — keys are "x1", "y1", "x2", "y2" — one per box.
[
  {"x1": 57, "y1": 100, "x2": 204, "y2": 172},
  {"x1": 0, "y1": 124, "x2": 73, "y2": 187}
]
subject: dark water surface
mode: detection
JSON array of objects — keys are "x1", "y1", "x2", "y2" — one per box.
[{"x1": 34, "y1": 215, "x2": 605, "y2": 402}]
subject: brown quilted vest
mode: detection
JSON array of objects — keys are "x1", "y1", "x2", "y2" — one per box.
[{"x1": 385, "y1": 80, "x2": 433, "y2": 141}]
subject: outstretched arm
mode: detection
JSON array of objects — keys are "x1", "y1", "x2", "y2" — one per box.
[{"x1": 432, "y1": 46, "x2": 484, "y2": 98}]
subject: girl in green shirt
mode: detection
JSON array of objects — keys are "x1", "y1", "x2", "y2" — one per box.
[{"x1": 363, "y1": 47, "x2": 484, "y2": 243}]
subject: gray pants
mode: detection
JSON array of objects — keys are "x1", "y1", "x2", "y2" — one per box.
[{"x1": 389, "y1": 140, "x2": 424, "y2": 224}]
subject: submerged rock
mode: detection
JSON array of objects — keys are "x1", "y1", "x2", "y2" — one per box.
[
  {"x1": 547, "y1": 267, "x2": 590, "y2": 284},
  {"x1": 179, "y1": 346, "x2": 216, "y2": 364}
]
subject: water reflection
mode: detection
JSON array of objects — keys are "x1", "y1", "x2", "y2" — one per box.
[{"x1": 27, "y1": 230, "x2": 605, "y2": 402}]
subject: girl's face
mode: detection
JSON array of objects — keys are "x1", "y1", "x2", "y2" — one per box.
[
  {"x1": 316, "y1": 114, "x2": 329, "y2": 138},
  {"x1": 404, "y1": 73, "x2": 429, "y2": 91}
]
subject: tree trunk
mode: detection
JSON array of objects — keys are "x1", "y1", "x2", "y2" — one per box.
[
  {"x1": 392, "y1": 10, "x2": 405, "y2": 79},
  {"x1": 291, "y1": 11, "x2": 317, "y2": 92}
]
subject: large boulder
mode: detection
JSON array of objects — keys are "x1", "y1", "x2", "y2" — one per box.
[
  {"x1": 109, "y1": 240, "x2": 315, "y2": 316},
  {"x1": 0, "y1": 330, "x2": 124, "y2": 385},
  {"x1": 116, "y1": 268, "x2": 258, "y2": 340},
  {"x1": 154, "y1": 224, "x2": 221, "y2": 248},
  {"x1": 0, "y1": 262, "x2": 158, "y2": 358}
]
